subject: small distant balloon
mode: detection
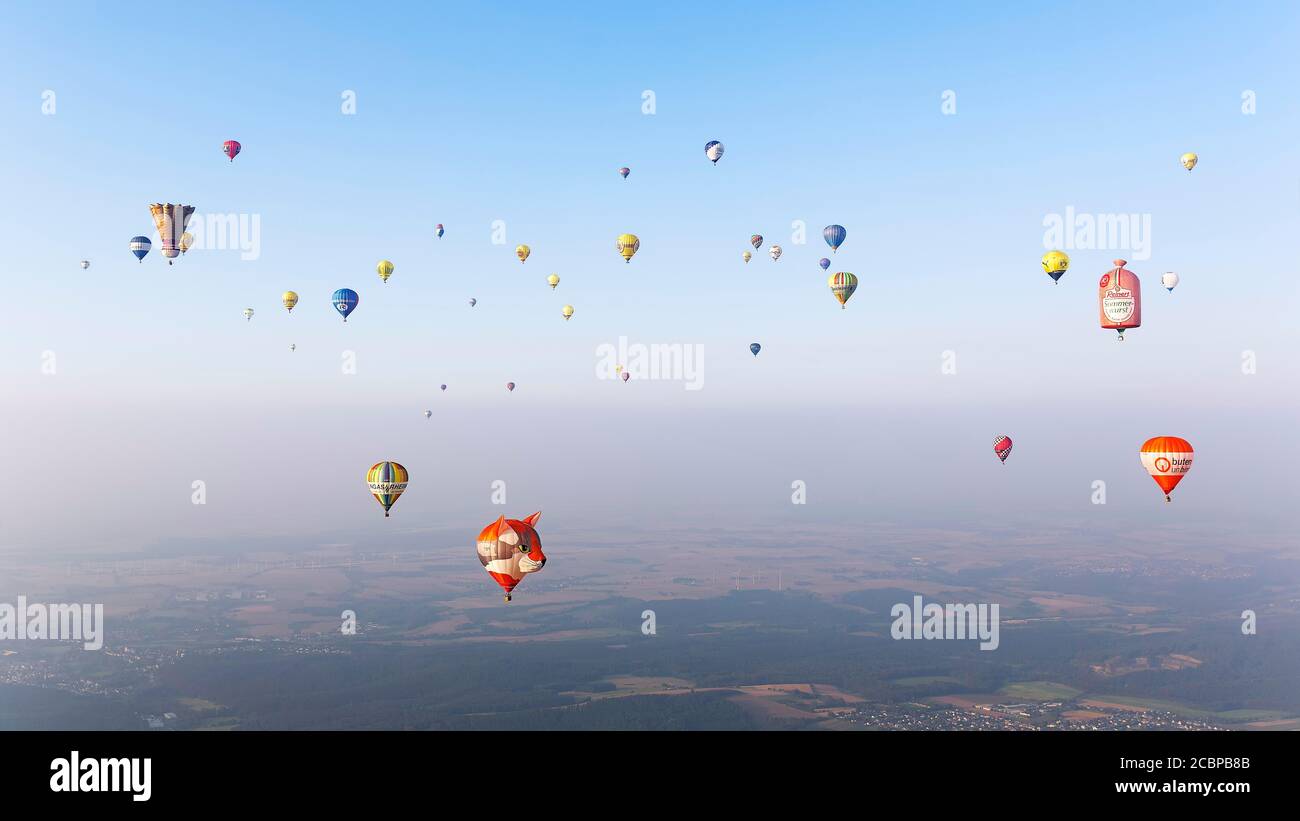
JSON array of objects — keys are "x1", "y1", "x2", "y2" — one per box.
[
  {"x1": 243, "y1": 308, "x2": 255, "y2": 322},
  {"x1": 332, "y1": 288, "x2": 359, "y2": 322},
  {"x1": 282, "y1": 291, "x2": 299, "y2": 312},
  {"x1": 742, "y1": 251, "x2": 752, "y2": 263},
  {"x1": 1161, "y1": 271, "x2": 1180, "y2": 292},
  {"x1": 616, "y1": 233, "x2": 640, "y2": 263},
  {"x1": 749, "y1": 343, "x2": 761, "y2": 357},
  {"x1": 440, "y1": 384, "x2": 447, "y2": 391},
  {"x1": 993, "y1": 435, "x2": 1013, "y2": 464},
  {"x1": 750, "y1": 235, "x2": 763, "y2": 250},
  {"x1": 828, "y1": 272, "x2": 858, "y2": 309},
  {"x1": 506, "y1": 382, "x2": 516, "y2": 392},
  {"x1": 179, "y1": 232, "x2": 194, "y2": 256},
  {"x1": 769, "y1": 244, "x2": 782, "y2": 261},
  {"x1": 435, "y1": 223, "x2": 445, "y2": 238},
  {"x1": 129, "y1": 236, "x2": 151, "y2": 262},
  {"x1": 819, "y1": 258, "x2": 831, "y2": 271},
  {"x1": 80, "y1": 260, "x2": 90, "y2": 269},
  {"x1": 1180, "y1": 152, "x2": 1198, "y2": 171},
  {"x1": 547, "y1": 274, "x2": 560, "y2": 290},
  {"x1": 366, "y1": 461, "x2": 409, "y2": 518},
  {"x1": 289, "y1": 343, "x2": 296, "y2": 352},
  {"x1": 823, "y1": 225, "x2": 846, "y2": 253},
  {"x1": 516, "y1": 245, "x2": 531, "y2": 264},
  {"x1": 223, "y1": 140, "x2": 241, "y2": 162},
  {"x1": 621, "y1": 371, "x2": 630, "y2": 382},
  {"x1": 1041, "y1": 250, "x2": 1070, "y2": 283},
  {"x1": 377, "y1": 259, "x2": 394, "y2": 283},
  {"x1": 619, "y1": 167, "x2": 630, "y2": 179},
  {"x1": 424, "y1": 410, "x2": 432, "y2": 419},
  {"x1": 704, "y1": 140, "x2": 725, "y2": 164},
  {"x1": 469, "y1": 298, "x2": 477, "y2": 307},
  {"x1": 561, "y1": 304, "x2": 574, "y2": 321}
]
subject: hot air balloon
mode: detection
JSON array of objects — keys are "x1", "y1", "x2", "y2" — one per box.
[
  {"x1": 562, "y1": 304, "x2": 574, "y2": 321},
  {"x1": 476, "y1": 511, "x2": 546, "y2": 602},
  {"x1": 993, "y1": 435, "x2": 1013, "y2": 464},
  {"x1": 615, "y1": 365, "x2": 623, "y2": 375},
  {"x1": 469, "y1": 298, "x2": 477, "y2": 307},
  {"x1": 750, "y1": 343, "x2": 761, "y2": 357},
  {"x1": 243, "y1": 308, "x2": 254, "y2": 322},
  {"x1": 129, "y1": 236, "x2": 151, "y2": 262},
  {"x1": 366, "y1": 461, "x2": 409, "y2": 517},
  {"x1": 1180, "y1": 152, "x2": 1198, "y2": 171},
  {"x1": 282, "y1": 291, "x2": 299, "y2": 312},
  {"x1": 819, "y1": 258, "x2": 831, "y2": 271},
  {"x1": 1099, "y1": 259, "x2": 1141, "y2": 340},
  {"x1": 1161, "y1": 272, "x2": 1180, "y2": 292},
  {"x1": 619, "y1": 167, "x2": 630, "y2": 179},
  {"x1": 742, "y1": 251, "x2": 752, "y2": 263},
  {"x1": 621, "y1": 371, "x2": 630, "y2": 382},
  {"x1": 179, "y1": 232, "x2": 194, "y2": 256},
  {"x1": 1140, "y1": 436, "x2": 1193, "y2": 501},
  {"x1": 547, "y1": 274, "x2": 560, "y2": 290},
  {"x1": 289, "y1": 343, "x2": 296, "y2": 352},
  {"x1": 223, "y1": 140, "x2": 241, "y2": 162},
  {"x1": 1042, "y1": 250, "x2": 1070, "y2": 283},
  {"x1": 828, "y1": 272, "x2": 858, "y2": 309},
  {"x1": 424, "y1": 410, "x2": 432, "y2": 419},
  {"x1": 516, "y1": 245, "x2": 530, "y2": 264},
  {"x1": 332, "y1": 288, "x2": 359, "y2": 322},
  {"x1": 435, "y1": 223, "x2": 444, "y2": 238},
  {"x1": 750, "y1": 235, "x2": 763, "y2": 250},
  {"x1": 506, "y1": 382, "x2": 516, "y2": 392},
  {"x1": 80, "y1": 260, "x2": 90, "y2": 270},
  {"x1": 823, "y1": 225, "x2": 846, "y2": 253},
  {"x1": 377, "y1": 260, "x2": 394, "y2": 283},
  {"x1": 440, "y1": 384, "x2": 447, "y2": 391},
  {"x1": 769, "y1": 244, "x2": 782, "y2": 261},
  {"x1": 705, "y1": 140, "x2": 725, "y2": 164},
  {"x1": 617, "y1": 233, "x2": 640, "y2": 263},
  {"x1": 149, "y1": 203, "x2": 195, "y2": 265}
]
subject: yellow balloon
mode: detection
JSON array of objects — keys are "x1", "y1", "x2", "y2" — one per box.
[
  {"x1": 377, "y1": 259, "x2": 394, "y2": 283},
  {"x1": 562, "y1": 304, "x2": 574, "y2": 321},
  {"x1": 828, "y1": 272, "x2": 858, "y2": 309},
  {"x1": 616, "y1": 233, "x2": 640, "y2": 263},
  {"x1": 1180, "y1": 152, "x2": 1198, "y2": 171},
  {"x1": 1041, "y1": 250, "x2": 1069, "y2": 282},
  {"x1": 282, "y1": 291, "x2": 299, "y2": 312},
  {"x1": 516, "y1": 244, "x2": 531, "y2": 263},
  {"x1": 547, "y1": 274, "x2": 560, "y2": 289},
  {"x1": 742, "y1": 251, "x2": 752, "y2": 263}
]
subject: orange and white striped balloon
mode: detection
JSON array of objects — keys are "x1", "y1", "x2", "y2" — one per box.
[{"x1": 1139, "y1": 436, "x2": 1193, "y2": 501}]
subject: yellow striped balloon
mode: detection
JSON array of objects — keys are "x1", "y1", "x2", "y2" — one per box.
[
  {"x1": 828, "y1": 272, "x2": 858, "y2": 309},
  {"x1": 282, "y1": 291, "x2": 299, "y2": 312},
  {"x1": 616, "y1": 233, "x2": 640, "y2": 263},
  {"x1": 366, "y1": 461, "x2": 409, "y2": 517},
  {"x1": 377, "y1": 259, "x2": 394, "y2": 283}
]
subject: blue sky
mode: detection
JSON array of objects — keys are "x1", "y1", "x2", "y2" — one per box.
[{"x1": 1, "y1": 1, "x2": 1296, "y2": 551}]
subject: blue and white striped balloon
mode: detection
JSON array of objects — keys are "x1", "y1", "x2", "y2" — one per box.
[
  {"x1": 704, "y1": 140, "x2": 724, "y2": 164},
  {"x1": 823, "y1": 224, "x2": 846, "y2": 252},
  {"x1": 129, "y1": 236, "x2": 151, "y2": 262}
]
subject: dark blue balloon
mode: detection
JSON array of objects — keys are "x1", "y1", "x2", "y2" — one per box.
[
  {"x1": 823, "y1": 224, "x2": 846, "y2": 252},
  {"x1": 332, "y1": 288, "x2": 359, "y2": 321},
  {"x1": 819, "y1": 258, "x2": 831, "y2": 271},
  {"x1": 750, "y1": 343, "x2": 761, "y2": 356}
]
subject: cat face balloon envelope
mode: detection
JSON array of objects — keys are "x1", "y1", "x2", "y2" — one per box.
[{"x1": 476, "y1": 512, "x2": 545, "y2": 602}]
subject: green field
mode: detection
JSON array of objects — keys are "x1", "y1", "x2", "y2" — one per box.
[{"x1": 997, "y1": 681, "x2": 1082, "y2": 701}]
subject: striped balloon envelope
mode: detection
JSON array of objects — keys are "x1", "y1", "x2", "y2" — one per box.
[
  {"x1": 129, "y1": 236, "x2": 151, "y2": 262},
  {"x1": 1140, "y1": 437, "x2": 1193, "y2": 501},
  {"x1": 993, "y1": 435, "x2": 1013, "y2": 463},
  {"x1": 828, "y1": 272, "x2": 858, "y2": 309},
  {"x1": 366, "y1": 461, "x2": 409, "y2": 517},
  {"x1": 823, "y1": 224, "x2": 846, "y2": 252}
]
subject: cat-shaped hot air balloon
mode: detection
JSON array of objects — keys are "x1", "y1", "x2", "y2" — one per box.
[{"x1": 476, "y1": 512, "x2": 546, "y2": 602}]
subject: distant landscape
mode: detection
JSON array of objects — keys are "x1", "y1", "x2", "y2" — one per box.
[{"x1": 3, "y1": 517, "x2": 1296, "y2": 730}]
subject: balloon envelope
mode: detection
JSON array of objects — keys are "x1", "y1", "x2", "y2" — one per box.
[
  {"x1": 823, "y1": 225, "x2": 846, "y2": 252},
  {"x1": 705, "y1": 140, "x2": 725, "y2": 163},
  {"x1": 129, "y1": 236, "x2": 151, "y2": 261},
  {"x1": 1042, "y1": 250, "x2": 1070, "y2": 282},
  {"x1": 332, "y1": 288, "x2": 359, "y2": 321},
  {"x1": 749, "y1": 343, "x2": 761, "y2": 356},
  {"x1": 993, "y1": 435, "x2": 1013, "y2": 463},
  {"x1": 282, "y1": 291, "x2": 299, "y2": 312},
  {"x1": 617, "y1": 233, "x2": 640, "y2": 262},
  {"x1": 435, "y1": 224, "x2": 444, "y2": 238},
  {"x1": 819, "y1": 258, "x2": 831, "y2": 271},
  {"x1": 366, "y1": 461, "x2": 409, "y2": 517},
  {"x1": 377, "y1": 260, "x2": 394, "y2": 283},
  {"x1": 619, "y1": 167, "x2": 630, "y2": 178},
  {"x1": 828, "y1": 272, "x2": 858, "y2": 308},
  {"x1": 1140, "y1": 436, "x2": 1193, "y2": 500},
  {"x1": 506, "y1": 382, "x2": 516, "y2": 392},
  {"x1": 516, "y1": 245, "x2": 530, "y2": 263},
  {"x1": 750, "y1": 235, "x2": 763, "y2": 249},
  {"x1": 1161, "y1": 272, "x2": 1180, "y2": 292},
  {"x1": 223, "y1": 140, "x2": 241, "y2": 162},
  {"x1": 476, "y1": 512, "x2": 546, "y2": 601}
]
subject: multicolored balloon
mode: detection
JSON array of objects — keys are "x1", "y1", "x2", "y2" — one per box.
[
  {"x1": 223, "y1": 140, "x2": 241, "y2": 162},
  {"x1": 476, "y1": 512, "x2": 546, "y2": 602},
  {"x1": 823, "y1": 224, "x2": 846, "y2": 253},
  {"x1": 1041, "y1": 250, "x2": 1069, "y2": 283},
  {"x1": 749, "y1": 343, "x2": 761, "y2": 357},
  {"x1": 750, "y1": 235, "x2": 763, "y2": 249},
  {"x1": 769, "y1": 244, "x2": 782, "y2": 261},
  {"x1": 705, "y1": 141, "x2": 725, "y2": 164},
  {"x1": 516, "y1": 245, "x2": 531, "y2": 264},
  {"x1": 366, "y1": 461, "x2": 409, "y2": 517},
  {"x1": 377, "y1": 259, "x2": 394, "y2": 283},
  {"x1": 819, "y1": 258, "x2": 831, "y2": 271},
  {"x1": 617, "y1": 233, "x2": 640, "y2": 263},
  {"x1": 332, "y1": 288, "x2": 359, "y2": 322},
  {"x1": 506, "y1": 382, "x2": 516, "y2": 392},
  {"x1": 282, "y1": 291, "x2": 299, "y2": 312},
  {"x1": 828, "y1": 272, "x2": 858, "y2": 309},
  {"x1": 621, "y1": 371, "x2": 630, "y2": 383},
  {"x1": 619, "y1": 167, "x2": 630, "y2": 179},
  {"x1": 1140, "y1": 436, "x2": 1193, "y2": 501},
  {"x1": 435, "y1": 223, "x2": 444, "y2": 238},
  {"x1": 993, "y1": 435, "x2": 1013, "y2": 464},
  {"x1": 243, "y1": 308, "x2": 254, "y2": 322},
  {"x1": 1099, "y1": 259, "x2": 1141, "y2": 340}
]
